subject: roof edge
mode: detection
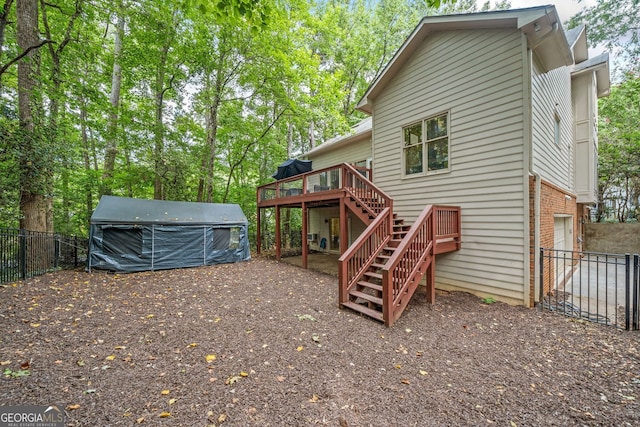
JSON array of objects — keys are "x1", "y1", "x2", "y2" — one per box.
[{"x1": 357, "y1": 6, "x2": 571, "y2": 113}]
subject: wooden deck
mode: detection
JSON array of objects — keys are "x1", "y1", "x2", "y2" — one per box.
[{"x1": 257, "y1": 163, "x2": 461, "y2": 326}]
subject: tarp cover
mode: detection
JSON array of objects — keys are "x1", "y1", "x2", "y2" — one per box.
[
  {"x1": 88, "y1": 196, "x2": 250, "y2": 272},
  {"x1": 272, "y1": 158, "x2": 312, "y2": 180}
]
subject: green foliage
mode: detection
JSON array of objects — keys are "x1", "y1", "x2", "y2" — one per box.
[
  {"x1": 2, "y1": 368, "x2": 31, "y2": 378},
  {"x1": 1, "y1": 0, "x2": 479, "y2": 236},
  {"x1": 567, "y1": 0, "x2": 640, "y2": 73},
  {"x1": 481, "y1": 296, "x2": 496, "y2": 304},
  {"x1": 0, "y1": 106, "x2": 21, "y2": 227},
  {"x1": 597, "y1": 72, "x2": 640, "y2": 222}
]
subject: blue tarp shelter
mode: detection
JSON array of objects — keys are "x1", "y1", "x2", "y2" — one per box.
[{"x1": 88, "y1": 196, "x2": 250, "y2": 272}]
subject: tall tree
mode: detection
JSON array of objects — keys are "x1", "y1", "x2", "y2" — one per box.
[
  {"x1": 40, "y1": 0, "x2": 83, "y2": 231},
  {"x1": 16, "y1": 0, "x2": 48, "y2": 231},
  {"x1": 597, "y1": 72, "x2": 640, "y2": 222},
  {"x1": 101, "y1": 0, "x2": 125, "y2": 196}
]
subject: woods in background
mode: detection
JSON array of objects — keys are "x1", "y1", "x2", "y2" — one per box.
[{"x1": 1, "y1": 0, "x2": 637, "y2": 236}]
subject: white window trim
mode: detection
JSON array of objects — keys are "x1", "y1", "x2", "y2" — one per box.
[{"x1": 401, "y1": 111, "x2": 451, "y2": 178}]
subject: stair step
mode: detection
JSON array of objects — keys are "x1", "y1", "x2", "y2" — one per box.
[
  {"x1": 357, "y1": 280, "x2": 383, "y2": 292},
  {"x1": 364, "y1": 271, "x2": 382, "y2": 280},
  {"x1": 371, "y1": 262, "x2": 386, "y2": 269},
  {"x1": 349, "y1": 290, "x2": 383, "y2": 306},
  {"x1": 387, "y1": 239, "x2": 402, "y2": 248},
  {"x1": 342, "y1": 301, "x2": 384, "y2": 322}
]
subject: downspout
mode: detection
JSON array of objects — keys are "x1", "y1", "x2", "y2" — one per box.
[
  {"x1": 526, "y1": 47, "x2": 542, "y2": 307},
  {"x1": 528, "y1": 20, "x2": 563, "y2": 305}
]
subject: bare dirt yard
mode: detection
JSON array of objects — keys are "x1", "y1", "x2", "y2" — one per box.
[{"x1": 1, "y1": 257, "x2": 638, "y2": 426}]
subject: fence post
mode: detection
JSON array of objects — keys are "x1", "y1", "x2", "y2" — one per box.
[
  {"x1": 74, "y1": 236, "x2": 78, "y2": 267},
  {"x1": 539, "y1": 248, "x2": 544, "y2": 311},
  {"x1": 634, "y1": 254, "x2": 639, "y2": 331},
  {"x1": 625, "y1": 254, "x2": 631, "y2": 331},
  {"x1": 54, "y1": 235, "x2": 60, "y2": 269},
  {"x1": 19, "y1": 229, "x2": 27, "y2": 280}
]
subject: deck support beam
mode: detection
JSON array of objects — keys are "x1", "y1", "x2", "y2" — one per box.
[
  {"x1": 339, "y1": 197, "x2": 348, "y2": 254},
  {"x1": 302, "y1": 202, "x2": 308, "y2": 269},
  {"x1": 256, "y1": 207, "x2": 261, "y2": 255},
  {"x1": 275, "y1": 206, "x2": 281, "y2": 261},
  {"x1": 427, "y1": 260, "x2": 436, "y2": 304}
]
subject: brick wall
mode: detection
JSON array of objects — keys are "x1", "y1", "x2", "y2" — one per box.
[{"x1": 528, "y1": 176, "x2": 580, "y2": 306}]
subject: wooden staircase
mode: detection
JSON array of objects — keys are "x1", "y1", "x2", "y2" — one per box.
[
  {"x1": 341, "y1": 215, "x2": 409, "y2": 322},
  {"x1": 338, "y1": 163, "x2": 461, "y2": 327}
]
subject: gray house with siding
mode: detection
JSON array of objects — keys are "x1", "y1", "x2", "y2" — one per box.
[{"x1": 258, "y1": 5, "x2": 609, "y2": 324}]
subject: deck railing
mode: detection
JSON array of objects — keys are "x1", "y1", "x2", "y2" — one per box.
[
  {"x1": 435, "y1": 205, "x2": 461, "y2": 238},
  {"x1": 382, "y1": 205, "x2": 436, "y2": 326},
  {"x1": 257, "y1": 163, "x2": 372, "y2": 204},
  {"x1": 338, "y1": 207, "x2": 392, "y2": 303}
]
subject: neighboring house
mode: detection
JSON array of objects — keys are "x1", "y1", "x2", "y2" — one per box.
[{"x1": 257, "y1": 5, "x2": 609, "y2": 325}]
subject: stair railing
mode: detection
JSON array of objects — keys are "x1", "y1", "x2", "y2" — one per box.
[
  {"x1": 341, "y1": 163, "x2": 392, "y2": 216},
  {"x1": 381, "y1": 205, "x2": 436, "y2": 326},
  {"x1": 338, "y1": 164, "x2": 395, "y2": 306},
  {"x1": 338, "y1": 207, "x2": 392, "y2": 304}
]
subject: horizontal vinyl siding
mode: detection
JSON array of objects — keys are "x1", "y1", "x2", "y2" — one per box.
[
  {"x1": 307, "y1": 137, "x2": 371, "y2": 170},
  {"x1": 371, "y1": 29, "x2": 527, "y2": 303},
  {"x1": 531, "y1": 61, "x2": 574, "y2": 190}
]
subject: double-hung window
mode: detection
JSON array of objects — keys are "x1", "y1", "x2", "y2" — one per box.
[{"x1": 403, "y1": 112, "x2": 449, "y2": 176}]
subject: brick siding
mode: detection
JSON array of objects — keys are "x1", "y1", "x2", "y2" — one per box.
[{"x1": 528, "y1": 176, "x2": 582, "y2": 306}]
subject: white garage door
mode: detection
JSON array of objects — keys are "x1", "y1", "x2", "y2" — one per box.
[{"x1": 554, "y1": 218, "x2": 567, "y2": 252}]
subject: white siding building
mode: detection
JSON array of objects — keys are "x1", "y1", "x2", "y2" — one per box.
[{"x1": 304, "y1": 6, "x2": 609, "y2": 306}]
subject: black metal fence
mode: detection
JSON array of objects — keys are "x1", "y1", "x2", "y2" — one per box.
[
  {"x1": 540, "y1": 248, "x2": 640, "y2": 330},
  {"x1": 0, "y1": 228, "x2": 88, "y2": 284}
]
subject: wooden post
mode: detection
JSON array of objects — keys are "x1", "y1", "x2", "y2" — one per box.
[
  {"x1": 382, "y1": 270, "x2": 391, "y2": 326},
  {"x1": 275, "y1": 205, "x2": 281, "y2": 261},
  {"x1": 427, "y1": 210, "x2": 436, "y2": 303},
  {"x1": 302, "y1": 202, "x2": 308, "y2": 269},
  {"x1": 339, "y1": 197, "x2": 348, "y2": 255},
  {"x1": 256, "y1": 206, "x2": 261, "y2": 255}
]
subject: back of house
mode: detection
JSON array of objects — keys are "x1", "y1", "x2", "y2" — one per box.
[{"x1": 305, "y1": 6, "x2": 609, "y2": 307}]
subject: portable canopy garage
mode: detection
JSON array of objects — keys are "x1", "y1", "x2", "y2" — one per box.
[{"x1": 88, "y1": 196, "x2": 250, "y2": 272}]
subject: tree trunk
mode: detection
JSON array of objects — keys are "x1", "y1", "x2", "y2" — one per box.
[
  {"x1": 0, "y1": 0, "x2": 14, "y2": 61},
  {"x1": 80, "y1": 93, "x2": 93, "y2": 229},
  {"x1": 204, "y1": 100, "x2": 219, "y2": 203},
  {"x1": 40, "y1": 0, "x2": 81, "y2": 232},
  {"x1": 287, "y1": 120, "x2": 293, "y2": 158},
  {"x1": 102, "y1": 3, "x2": 124, "y2": 196},
  {"x1": 198, "y1": 67, "x2": 223, "y2": 203},
  {"x1": 17, "y1": 0, "x2": 47, "y2": 232},
  {"x1": 153, "y1": 42, "x2": 170, "y2": 200},
  {"x1": 309, "y1": 120, "x2": 315, "y2": 149}
]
